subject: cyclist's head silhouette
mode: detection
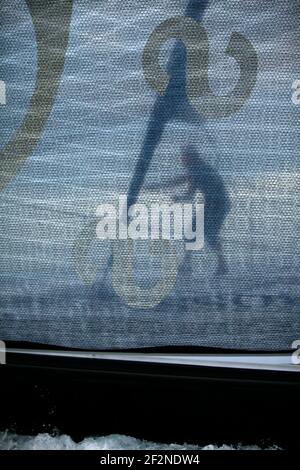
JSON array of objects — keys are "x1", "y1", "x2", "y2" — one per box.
[{"x1": 180, "y1": 143, "x2": 203, "y2": 169}]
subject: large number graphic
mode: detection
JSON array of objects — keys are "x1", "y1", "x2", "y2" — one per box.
[
  {"x1": 0, "y1": 0, "x2": 73, "y2": 191},
  {"x1": 142, "y1": 16, "x2": 258, "y2": 119}
]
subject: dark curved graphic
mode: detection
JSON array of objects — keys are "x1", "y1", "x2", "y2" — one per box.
[{"x1": 0, "y1": 0, "x2": 73, "y2": 191}]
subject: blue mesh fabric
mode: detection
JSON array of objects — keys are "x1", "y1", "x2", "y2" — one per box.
[{"x1": 0, "y1": 0, "x2": 299, "y2": 350}]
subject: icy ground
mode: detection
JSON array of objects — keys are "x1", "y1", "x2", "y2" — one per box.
[{"x1": 0, "y1": 432, "x2": 279, "y2": 450}]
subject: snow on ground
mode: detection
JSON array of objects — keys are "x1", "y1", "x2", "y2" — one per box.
[{"x1": 0, "y1": 432, "x2": 279, "y2": 450}]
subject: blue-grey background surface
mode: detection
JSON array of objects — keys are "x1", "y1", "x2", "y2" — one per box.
[{"x1": 0, "y1": 0, "x2": 299, "y2": 350}]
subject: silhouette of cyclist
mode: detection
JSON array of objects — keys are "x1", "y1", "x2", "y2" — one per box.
[
  {"x1": 179, "y1": 144, "x2": 230, "y2": 275},
  {"x1": 149, "y1": 144, "x2": 231, "y2": 276}
]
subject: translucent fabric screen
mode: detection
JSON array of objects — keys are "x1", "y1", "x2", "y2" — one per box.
[{"x1": 0, "y1": 0, "x2": 299, "y2": 350}]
